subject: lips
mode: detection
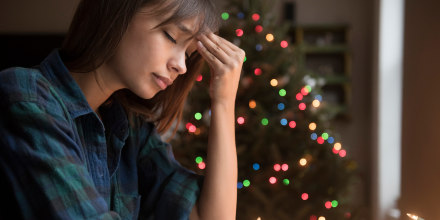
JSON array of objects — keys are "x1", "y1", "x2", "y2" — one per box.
[{"x1": 153, "y1": 73, "x2": 172, "y2": 90}]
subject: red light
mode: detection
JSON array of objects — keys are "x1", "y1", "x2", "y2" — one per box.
[
  {"x1": 273, "y1": 164, "x2": 281, "y2": 171},
  {"x1": 317, "y1": 137, "x2": 324, "y2": 144},
  {"x1": 296, "y1": 93, "x2": 303, "y2": 100},
  {"x1": 255, "y1": 25, "x2": 263, "y2": 33},
  {"x1": 301, "y1": 193, "x2": 309, "y2": 200},
  {"x1": 339, "y1": 149, "x2": 347, "y2": 157},
  {"x1": 196, "y1": 74, "x2": 203, "y2": 82},
  {"x1": 198, "y1": 162, "x2": 206, "y2": 169},
  {"x1": 269, "y1": 177, "x2": 277, "y2": 184},
  {"x1": 281, "y1": 164, "x2": 289, "y2": 171},
  {"x1": 310, "y1": 215, "x2": 317, "y2": 220},
  {"x1": 254, "y1": 68, "x2": 262, "y2": 75},
  {"x1": 237, "y1": 117, "x2": 245, "y2": 125},
  {"x1": 325, "y1": 201, "x2": 332, "y2": 209},
  {"x1": 344, "y1": 212, "x2": 352, "y2": 218},
  {"x1": 252, "y1": 13, "x2": 260, "y2": 21},
  {"x1": 289, "y1": 121, "x2": 296, "y2": 128},
  {"x1": 186, "y1": 123, "x2": 193, "y2": 129},
  {"x1": 301, "y1": 87, "x2": 309, "y2": 95},
  {"x1": 332, "y1": 148, "x2": 340, "y2": 154},
  {"x1": 189, "y1": 125, "x2": 196, "y2": 133},
  {"x1": 236, "y1": 29, "x2": 244, "y2": 37},
  {"x1": 280, "y1": 40, "x2": 288, "y2": 48},
  {"x1": 299, "y1": 103, "x2": 306, "y2": 110}
]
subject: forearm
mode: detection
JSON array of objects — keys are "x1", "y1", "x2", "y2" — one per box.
[{"x1": 196, "y1": 101, "x2": 238, "y2": 220}]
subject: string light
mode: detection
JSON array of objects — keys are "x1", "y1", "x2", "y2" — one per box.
[
  {"x1": 194, "y1": 112, "x2": 202, "y2": 120},
  {"x1": 309, "y1": 122, "x2": 317, "y2": 131},
  {"x1": 332, "y1": 147, "x2": 340, "y2": 154},
  {"x1": 256, "y1": 44, "x2": 263, "y2": 51},
  {"x1": 301, "y1": 193, "x2": 309, "y2": 200},
  {"x1": 254, "y1": 68, "x2": 262, "y2": 75},
  {"x1": 299, "y1": 158, "x2": 307, "y2": 166},
  {"x1": 339, "y1": 149, "x2": 347, "y2": 157},
  {"x1": 280, "y1": 118, "x2": 288, "y2": 126},
  {"x1": 186, "y1": 122, "x2": 193, "y2": 129},
  {"x1": 315, "y1": 95, "x2": 323, "y2": 101},
  {"x1": 310, "y1": 215, "x2": 317, "y2": 220},
  {"x1": 249, "y1": 100, "x2": 257, "y2": 109},
  {"x1": 195, "y1": 128, "x2": 201, "y2": 135},
  {"x1": 278, "y1": 103, "x2": 285, "y2": 110},
  {"x1": 325, "y1": 201, "x2": 332, "y2": 209},
  {"x1": 283, "y1": 179, "x2": 290, "y2": 185},
  {"x1": 280, "y1": 40, "x2": 288, "y2": 48},
  {"x1": 269, "y1": 177, "x2": 277, "y2": 184},
  {"x1": 328, "y1": 137, "x2": 335, "y2": 144},
  {"x1": 237, "y1": 182, "x2": 243, "y2": 189},
  {"x1": 331, "y1": 200, "x2": 338, "y2": 207},
  {"x1": 317, "y1": 137, "x2": 324, "y2": 144},
  {"x1": 279, "y1": 89, "x2": 287, "y2": 97},
  {"x1": 195, "y1": 156, "x2": 203, "y2": 164},
  {"x1": 312, "y1": 100, "x2": 321, "y2": 107},
  {"x1": 221, "y1": 12, "x2": 229, "y2": 20},
  {"x1": 252, "y1": 13, "x2": 260, "y2": 21},
  {"x1": 237, "y1": 116, "x2": 245, "y2": 125},
  {"x1": 196, "y1": 74, "x2": 203, "y2": 82},
  {"x1": 270, "y1": 79, "x2": 278, "y2": 87},
  {"x1": 281, "y1": 164, "x2": 289, "y2": 171},
  {"x1": 244, "y1": 56, "x2": 247, "y2": 62},
  {"x1": 266, "y1": 33, "x2": 274, "y2": 42},
  {"x1": 311, "y1": 133, "x2": 318, "y2": 140},
  {"x1": 301, "y1": 87, "x2": 309, "y2": 95},
  {"x1": 236, "y1": 29, "x2": 244, "y2": 37},
  {"x1": 318, "y1": 217, "x2": 326, "y2": 220},
  {"x1": 305, "y1": 85, "x2": 312, "y2": 92},
  {"x1": 334, "y1": 143, "x2": 342, "y2": 150},
  {"x1": 188, "y1": 125, "x2": 196, "y2": 133},
  {"x1": 261, "y1": 118, "x2": 269, "y2": 126},
  {"x1": 289, "y1": 121, "x2": 296, "y2": 128},
  {"x1": 198, "y1": 162, "x2": 206, "y2": 169},
  {"x1": 253, "y1": 163, "x2": 260, "y2": 170},
  {"x1": 243, "y1": 179, "x2": 251, "y2": 187},
  {"x1": 255, "y1": 25, "x2": 263, "y2": 33},
  {"x1": 299, "y1": 103, "x2": 306, "y2": 110},
  {"x1": 296, "y1": 93, "x2": 303, "y2": 101},
  {"x1": 322, "y1": 133, "x2": 329, "y2": 140},
  {"x1": 237, "y1": 12, "x2": 245, "y2": 19},
  {"x1": 273, "y1": 164, "x2": 281, "y2": 171}
]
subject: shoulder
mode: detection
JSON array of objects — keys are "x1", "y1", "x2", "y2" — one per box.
[
  {"x1": 0, "y1": 67, "x2": 69, "y2": 121},
  {"x1": 128, "y1": 113, "x2": 169, "y2": 151}
]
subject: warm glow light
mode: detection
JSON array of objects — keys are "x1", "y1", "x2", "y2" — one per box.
[
  {"x1": 407, "y1": 213, "x2": 423, "y2": 220},
  {"x1": 249, "y1": 100, "x2": 257, "y2": 109},
  {"x1": 312, "y1": 100, "x2": 321, "y2": 107},
  {"x1": 318, "y1": 217, "x2": 326, "y2": 220},
  {"x1": 334, "y1": 143, "x2": 342, "y2": 150},
  {"x1": 194, "y1": 128, "x2": 201, "y2": 135},
  {"x1": 309, "y1": 122, "x2": 317, "y2": 131},
  {"x1": 266, "y1": 33, "x2": 274, "y2": 42},
  {"x1": 270, "y1": 79, "x2": 278, "y2": 87},
  {"x1": 299, "y1": 158, "x2": 307, "y2": 166},
  {"x1": 257, "y1": 217, "x2": 261, "y2": 220},
  {"x1": 236, "y1": 29, "x2": 244, "y2": 37}
]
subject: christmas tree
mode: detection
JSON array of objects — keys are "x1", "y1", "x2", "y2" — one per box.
[{"x1": 171, "y1": 0, "x2": 358, "y2": 219}]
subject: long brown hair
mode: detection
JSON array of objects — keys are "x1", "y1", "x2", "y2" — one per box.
[{"x1": 61, "y1": 0, "x2": 220, "y2": 135}]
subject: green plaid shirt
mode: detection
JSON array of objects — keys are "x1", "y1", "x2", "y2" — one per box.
[{"x1": 0, "y1": 50, "x2": 202, "y2": 220}]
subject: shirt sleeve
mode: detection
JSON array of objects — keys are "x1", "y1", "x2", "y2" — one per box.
[
  {"x1": 137, "y1": 125, "x2": 203, "y2": 220},
  {"x1": 0, "y1": 100, "x2": 121, "y2": 220}
]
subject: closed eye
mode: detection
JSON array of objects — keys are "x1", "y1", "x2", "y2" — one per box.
[{"x1": 163, "y1": 31, "x2": 177, "y2": 44}]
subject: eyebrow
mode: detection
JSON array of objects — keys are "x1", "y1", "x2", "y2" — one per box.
[{"x1": 176, "y1": 22, "x2": 196, "y2": 36}]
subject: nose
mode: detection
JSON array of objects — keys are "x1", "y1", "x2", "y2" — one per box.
[{"x1": 168, "y1": 52, "x2": 187, "y2": 75}]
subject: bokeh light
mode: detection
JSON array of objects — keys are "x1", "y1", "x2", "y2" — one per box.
[
  {"x1": 195, "y1": 112, "x2": 202, "y2": 120},
  {"x1": 266, "y1": 33, "x2": 274, "y2": 42},
  {"x1": 334, "y1": 142, "x2": 342, "y2": 150},
  {"x1": 270, "y1": 79, "x2": 278, "y2": 87},
  {"x1": 280, "y1": 40, "x2": 288, "y2": 48},
  {"x1": 299, "y1": 158, "x2": 307, "y2": 166},
  {"x1": 253, "y1": 163, "x2": 260, "y2": 170},
  {"x1": 279, "y1": 89, "x2": 287, "y2": 97},
  {"x1": 255, "y1": 25, "x2": 263, "y2": 33},
  {"x1": 289, "y1": 121, "x2": 297, "y2": 128},
  {"x1": 249, "y1": 100, "x2": 257, "y2": 109},
  {"x1": 273, "y1": 164, "x2": 281, "y2": 171},
  {"x1": 299, "y1": 103, "x2": 306, "y2": 110},
  {"x1": 195, "y1": 156, "x2": 203, "y2": 164},
  {"x1": 309, "y1": 122, "x2": 317, "y2": 131},
  {"x1": 301, "y1": 193, "x2": 309, "y2": 200},
  {"x1": 312, "y1": 100, "x2": 321, "y2": 107},
  {"x1": 221, "y1": 12, "x2": 229, "y2": 20},
  {"x1": 254, "y1": 68, "x2": 262, "y2": 75},
  {"x1": 237, "y1": 116, "x2": 245, "y2": 125},
  {"x1": 198, "y1": 162, "x2": 206, "y2": 169},
  {"x1": 261, "y1": 118, "x2": 269, "y2": 126},
  {"x1": 281, "y1": 164, "x2": 289, "y2": 171},
  {"x1": 252, "y1": 13, "x2": 260, "y2": 21},
  {"x1": 236, "y1": 29, "x2": 244, "y2": 37},
  {"x1": 269, "y1": 177, "x2": 277, "y2": 184}
]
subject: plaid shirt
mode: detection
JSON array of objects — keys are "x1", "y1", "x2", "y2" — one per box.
[{"x1": 0, "y1": 50, "x2": 202, "y2": 220}]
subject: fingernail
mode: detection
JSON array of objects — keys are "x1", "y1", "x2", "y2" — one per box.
[{"x1": 197, "y1": 41, "x2": 204, "y2": 48}]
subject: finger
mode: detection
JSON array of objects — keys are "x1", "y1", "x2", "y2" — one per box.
[
  {"x1": 196, "y1": 40, "x2": 223, "y2": 67},
  {"x1": 198, "y1": 34, "x2": 229, "y2": 64},
  {"x1": 207, "y1": 33, "x2": 246, "y2": 61},
  {"x1": 205, "y1": 33, "x2": 234, "y2": 57}
]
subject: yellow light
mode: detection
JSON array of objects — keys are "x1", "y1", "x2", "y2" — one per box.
[
  {"x1": 299, "y1": 158, "x2": 307, "y2": 166},
  {"x1": 270, "y1": 79, "x2": 278, "y2": 87},
  {"x1": 312, "y1": 100, "x2": 321, "y2": 107},
  {"x1": 249, "y1": 100, "x2": 257, "y2": 109},
  {"x1": 257, "y1": 218, "x2": 261, "y2": 220},
  {"x1": 407, "y1": 213, "x2": 424, "y2": 220},
  {"x1": 266, "y1": 33, "x2": 274, "y2": 42},
  {"x1": 318, "y1": 217, "x2": 326, "y2": 220},
  {"x1": 334, "y1": 142, "x2": 342, "y2": 150},
  {"x1": 195, "y1": 128, "x2": 201, "y2": 135},
  {"x1": 309, "y1": 122, "x2": 317, "y2": 131}
]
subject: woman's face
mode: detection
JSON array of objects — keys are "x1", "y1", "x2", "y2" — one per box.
[{"x1": 106, "y1": 7, "x2": 199, "y2": 99}]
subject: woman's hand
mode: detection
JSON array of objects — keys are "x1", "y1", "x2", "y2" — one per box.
[{"x1": 196, "y1": 32, "x2": 245, "y2": 105}]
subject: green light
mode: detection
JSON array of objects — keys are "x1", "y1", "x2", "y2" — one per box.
[
  {"x1": 243, "y1": 179, "x2": 250, "y2": 187},
  {"x1": 279, "y1": 89, "x2": 287, "y2": 97},
  {"x1": 283, "y1": 179, "x2": 290, "y2": 185},
  {"x1": 195, "y1": 156, "x2": 203, "y2": 164},
  {"x1": 221, "y1": 12, "x2": 230, "y2": 20},
  {"x1": 331, "y1": 200, "x2": 338, "y2": 207},
  {"x1": 195, "y1": 112, "x2": 202, "y2": 120},
  {"x1": 261, "y1": 118, "x2": 269, "y2": 126},
  {"x1": 243, "y1": 56, "x2": 247, "y2": 62},
  {"x1": 305, "y1": 85, "x2": 312, "y2": 92},
  {"x1": 322, "y1": 133, "x2": 329, "y2": 140}
]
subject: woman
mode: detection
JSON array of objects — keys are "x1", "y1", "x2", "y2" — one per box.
[{"x1": 0, "y1": 0, "x2": 244, "y2": 219}]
